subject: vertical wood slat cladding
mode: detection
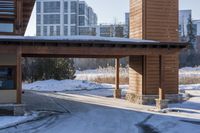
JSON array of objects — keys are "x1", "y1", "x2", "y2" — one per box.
[
  {"x1": 129, "y1": 56, "x2": 144, "y2": 95},
  {"x1": 163, "y1": 54, "x2": 179, "y2": 94},
  {"x1": 129, "y1": 0, "x2": 179, "y2": 96},
  {"x1": 130, "y1": 0, "x2": 179, "y2": 41},
  {"x1": 144, "y1": 55, "x2": 178, "y2": 95},
  {"x1": 145, "y1": 56, "x2": 160, "y2": 95},
  {"x1": 130, "y1": 0, "x2": 144, "y2": 39},
  {"x1": 145, "y1": 0, "x2": 179, "y2": 41}
]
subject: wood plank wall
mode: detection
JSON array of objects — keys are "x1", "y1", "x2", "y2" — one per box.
[
  {"x1": 129, "y1": 56, "x2": 144, "y2": 96},
  {"x1": 129, "y1": 0, "x2": 179, "y2": 96},
  {"x1": 130, "y1": 0, "x2": 144, "y2": 39},
  {"x1": 145, "y1": 0, "x2": 179, "y2": 42}
]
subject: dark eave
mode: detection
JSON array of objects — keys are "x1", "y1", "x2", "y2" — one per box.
[{"x1": 0, "y1": 37, "x2": 188, "y2": 49}]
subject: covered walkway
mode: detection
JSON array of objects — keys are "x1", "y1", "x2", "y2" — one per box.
[{"x1": 0, "y1": 36, "x2": 187, "y2": 106}]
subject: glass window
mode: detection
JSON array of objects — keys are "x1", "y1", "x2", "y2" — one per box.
[
  {"x1": 71, "y1": 14, "x2": 76, "y2": 24},
  {"x1": 44, "y1": 2, "x2": 60, "y2": 13},
  {"x1": 71, "y1": 1, "x2": 77, "y2": 13},
  {"x1": 43, "y1": 26, "x2": 48, "y2": 36},
  {"x1": 79, "y1": 3, "x2": 85, "y2": 15},
  {"x1": 0, "y1": 23, "x2": 13, "y2": 32},
  {"x1": 36, "y1": 2, "x2": 41, "y2": 13},
  {"x1": 79, "y1": 16, "x2": 85, "y2": 26},
  {"x1": 71, "y1": 26, "x2": 76, "y2": 35},
  {"x1": 56, "y1": 26, "x2": 60, "y2": 36},
  {"x1": 64, "y1": 15, "x2": 68, "y2": 24},
  {"x1": 44, "y1": 15, "x2": 60, "y2": 24},
  {"x1": 50, "y1": 26, "x2": 54, "y2": 36},
  {"x1": 64, "y1": 2, "x2": 68, "y2": 13},
  {"x1": 64, "y1": 26, "x2": 68, "y2": 36},
  {"x1": 0, "y1": 67, "x2": 15, "y2": 90},
  {"x1": 37, "y1": 15, "x2": 41, "y2": 24},
  {"x1": 36, "y1": 26, "x2": 41, "y2": 36},
  {"x1": 79, "y1": 27, "x2": 89, "y2": 35}
]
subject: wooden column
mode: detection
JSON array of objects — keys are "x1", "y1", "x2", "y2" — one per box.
[
  {"x1": 114, "y1": 58, "x2": 121, "y2": 98},
  {"x1": 16, "y1": 47, "x2": 22, "y2": 104},
  {"x1": 15, "y1": 0, "x2": 23, "y2": 35},
  {"x1": 159, "y1": 55, "x2": 165, "y2": 100}
]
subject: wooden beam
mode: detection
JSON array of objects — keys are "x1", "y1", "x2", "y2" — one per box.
[
  {"x1": 16, "y1": 46, "x2": 22, "y2": 104},
  {"x1": 159, "y1": 55, "x2": 165, "y2": 100},
  {"x1": 21, "y1": 46, "x2": 181, "y2": 57},
  {"x1": 114, "y1": 58, "x2": 121, "y2": 98}
]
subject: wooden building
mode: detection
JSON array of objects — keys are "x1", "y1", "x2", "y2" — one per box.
[
  {"x1": 0, "y1": 0, "x2": 187, "y2": 106},
  {"x1": 126, "y1": 0, "x2": 182, "y2": 104}
]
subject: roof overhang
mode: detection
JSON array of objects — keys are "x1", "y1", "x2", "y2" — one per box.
[{"x1": 0, "y1": 36, "x2": 188, "y2": 58}]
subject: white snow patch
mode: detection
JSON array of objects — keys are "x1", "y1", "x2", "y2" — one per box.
[
  {"x1": 23, "y1": 79, "x2": 128, "y2": 93},
  {"x1": 0, "y1": 113, "x2": 38, "y2": 129},
  {"x1": 0, "y1": 35, "x2": 157, "y2": 43}
]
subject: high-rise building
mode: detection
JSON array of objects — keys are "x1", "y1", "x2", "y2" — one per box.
[
  {"x1": 192, "y1": 20, "x2": 200, "y2": 36},
  {"x1": 179, "y1": 10, "x2": 192, "y2": 37},
  {"x1": 125, "y1": 13, "x2": 130, "y2": 38},
  {"x1": 95, "y1": 24, "x2": 126, "y2": 38},
  {"x1": 36, "y1": 0, "x2": 97, "y2": 36}
]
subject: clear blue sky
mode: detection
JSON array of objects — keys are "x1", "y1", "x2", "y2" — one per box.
[{"x1": 25, "y1": 0, "x2": 200, "y2": 36}]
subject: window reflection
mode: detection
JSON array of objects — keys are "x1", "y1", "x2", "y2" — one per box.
[
  {"x1": 0, "y1": 23, "x2": 14, "y2": 32},
  {"x1": 0, "y1": 67, "x2": 15, "y2": 90}
]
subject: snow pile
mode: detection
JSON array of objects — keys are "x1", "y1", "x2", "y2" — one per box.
[
  {"x1": 23, "y1": 79, "x2": 114, "y2": 92},
  {"x1": 0, "y1": 113, "x2": 38, "y2": 129}
]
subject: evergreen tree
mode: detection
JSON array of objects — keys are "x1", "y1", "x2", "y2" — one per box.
[
  {"x1": 187, "y1": 14, "x2": 196, "y2": 49},
  {"x1": 22, "y1": 58, "x2": 76, "y2": 82}
]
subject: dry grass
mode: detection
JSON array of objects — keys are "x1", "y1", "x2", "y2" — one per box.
[
  {"x1": 76, "y1": 66, "x2": 129, "y2": 84},
  {"x1": 179, "y1": 76, "x2": 200, "y2": 85},
  {"x1": 76, "y1": 66, "x2": 200, "y2": 85},
  {"x1": 91, "y1": 76, "x2": 129, "y2": 85},
  {"x1": 93, "y1": 76, "x2": 200, "y2": 85}
]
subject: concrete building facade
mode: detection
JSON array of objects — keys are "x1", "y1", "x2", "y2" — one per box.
[
  {"x1": 192, "y1": 20, "x2": 200, "y2": 36},
  {"x1": 95, "y1": 24, "x2": 126, "y2": 37},
  {"x1": 36, "y1": 0, "x2": 97, "y2": 36}
]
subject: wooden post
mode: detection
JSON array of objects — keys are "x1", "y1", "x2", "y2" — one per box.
[
  {"x1": 115, "y1": 58, "x2": 119, "y2": 90},
  {"x1": 16, "y1": 47, "x2": 22, "y2": 104},
  {"x1": 114, "y1": 58, "x2": 121, "y2": 98},
  {"x1": 159, "y1": 55, "x2": 165, "y2": 100}
]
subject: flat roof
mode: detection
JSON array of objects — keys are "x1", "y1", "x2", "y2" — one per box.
[{"x1": 0, "y1": 36, "x2": 187, "y2": 49}]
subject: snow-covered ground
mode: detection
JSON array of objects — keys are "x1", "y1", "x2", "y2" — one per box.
[
  {"x1": 23, "y1": 79, "x2": 128, "y2": 97},
  {"x1": 1, "y1": 67, "x2": 200, "y2": 132},
  {"x1": 1, "y1": 90, "x2": 200, "y2": 133}
]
